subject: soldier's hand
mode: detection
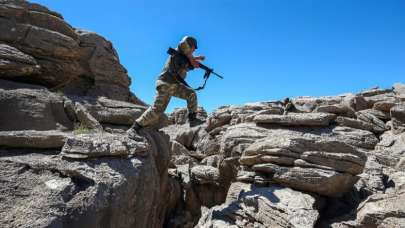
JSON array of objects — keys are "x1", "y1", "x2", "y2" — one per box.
[{"x1": 190, "y1": 58, "x2": 200, "y2": 68}]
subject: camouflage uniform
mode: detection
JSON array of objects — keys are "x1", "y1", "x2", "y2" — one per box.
[{"x1": 136, "y1": 48, "x2": 197, "y2": 127}]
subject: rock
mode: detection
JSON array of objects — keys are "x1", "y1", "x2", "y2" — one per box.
[
  {"x1": 355, "y1": 155, "x2": 386, "y2": 196},
  {"x1": 195, "y1": 132, "x2": 221, "y2": 157},
  {"x1": 241, "y1": 135, "x2": 366, "y2": 196},
  {"x1": 0, "y1": 43, "x2": 40, "y2": 77},
  {"x1": 335, "y1": 116, "x2": 375, "y2": 132},
  {"x1": 387, "y1": 171, "x2": 405, "y2": 193},
  {"x1": 314, "y1": 104, "x2": 355, "y2": 117},
  {"x1": 343, "y1": 94, "x2": 368, "y2": 111},
  {"x1": 201, "y1": 155, "x2": 221, "y2": 167},
  {"x1": 205, "y1": 109, "x2": 232, "y2": 132},
  {"x1": 197, "y1": 182, "x2": 321, "y2": 228},
  {"x1": 74, "y1": 102, "x2": 103, "y2": 131},
  {"x1": 169, "y1": 107, "x2": 207, "y2": 125},
  {"x1": 0, "y1": 80, "x2": 73, "y2": 131},
  {"x1": 355, "y1": 191, "x2": 405, "y2": 228},
  {"x1": 76, "y1": 96, "x2": 147, "y2": 125},
  {"x1": 330, "y1": 126, "x2": 379, "y2": 149},
  {"x1": 0, "y1": 3, "x2": 77, "y2": 39},
  {"x1": 220, "y1": 123, "x2": 269, "y2": 157},
  {"x1": 355, "y1": 110, "x2": 388, "y2": 133},
  {"x1": 253, "y1": 163, "x2": 358, "y2": 197},
  {"x1": 359, "y1": 108, "x2": 390, "y2": 121},
  {"x1": 359, "y1": 87, "x2": 393, "y2": 97},
  {"x1": 0, "y1": 130, "x2": 69, "y2": 149},
  {"x1": 191, "y1": 165, "x2": 220, "y2": 185},
  {"x1": 391, "y1": 104, "x2": 405, "y2": 123},
  {"x1": 374, "y1": 131, "x2": 405, "y2": 167},
  {"x1": 0, "y1": 128, "x2": 171, "y2": 228},
  {"x1": 373, "y1": 100, "x2": 397, "y2": 112},
  {"x1": 393, "y1": 82, "x2": 405, "y2": 95},
  {"x1": 161, "y1": 124, "x2": 202, "y2": 150},
  {"x1": 170, "y1": 141, "x2": 199, "y2": 166},
  {"x1": 61, "y1": 133, "x2": 149, "y2": 159},
  {"x1": 76, "y1": 30, "x2": 131, "y2": 101},
  {"x1": 254, "y1": 113, "x2": 336, "y2": 126}
]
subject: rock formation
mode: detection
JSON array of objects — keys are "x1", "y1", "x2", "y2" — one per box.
[{"x1": 1, "y1": 1, "x2": 405, "y2": 228}]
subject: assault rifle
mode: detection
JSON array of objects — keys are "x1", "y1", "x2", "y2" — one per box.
[{"x1": 167, "y1": 47, "x2": 224, "y2": 90}]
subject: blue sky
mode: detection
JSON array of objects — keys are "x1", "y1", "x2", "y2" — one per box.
[{"x1": 33, "y1": 0, "x2": 405, "y2": 112}]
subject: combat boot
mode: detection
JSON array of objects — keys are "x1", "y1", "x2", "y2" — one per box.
[
  {"x1": 188, "y1": 112, "x2": 197, "y2": 122},
  {"x1": 127, "y1": 121, "x2": 143, "y2": 137}
]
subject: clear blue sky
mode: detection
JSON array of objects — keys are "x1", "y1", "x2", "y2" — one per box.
[{"x1": 33, "y1": 0, "x2": 405, "y2": 112}]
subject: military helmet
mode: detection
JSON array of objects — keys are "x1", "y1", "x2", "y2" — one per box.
[
  {"x1": 182, "y1": 36, "x2": 198, "y2": 49},
  {"x1": 178, "y1": 36, "x2": 198, "y2": 55}
]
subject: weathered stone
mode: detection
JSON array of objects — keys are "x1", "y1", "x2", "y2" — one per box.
[
  {"x1": 373, "y1": 100, "x2": 397, "y2": 112},
  {"x1": 343, "y1": 94, "x2": 368, "y2": 111},
  {"x1": 374, "y1": 131, "x2": 405, "y2": 167},
  {"x1": 191, "y1": 165, "x2": 220, "y2": 184},
  {"x1": 74, "y1": 102, "x2": 102, "y2": 131},
  {"x1": 254, "y1": 113, "x2": 336, "y2": 126},
  {"x1": 169, "y1": 107, "x2": 207, "y2": 125},
  {"x1": 356, "y1": 191, "x2": 405, "y2": 228},
  {"x1": 0, "y1": 129, "x2": 171, "y2": 228},
  {"x1": 0, "y1": 3, "x2": 77, "y2": 39},
  {"x1": 0, "y1": 43, "x2": 40, "y2": 77},
  {"x1": 220, "y1": 123, "x2": 269, "y2": 157},
  {"x1": 0, "y1": 130, "x2": 69, "y2": 149},
  {"x1": 61, "y1": 133, "x2": 149, "y2": 159},
  {"x1": 356, "y1": 110, "x2": 388, "y2": 133},
  {"x1": 359, "y1": 87, "x2": 393, "y2": 97},
  {"x1": 331, "y1": 126, "x2": 379, "y2": 149},
  {"x1": 197, "y1": 182, "x2": 321, "y2": 228},
  {"x1": 335, "y1": 116, "x2": 375, "y2": 132},
  {"x1": 314, "y1": 104, "x2": 355, "y2": 117},
  {"x1": 391, "y1": 104, "x2": 405, "y2": 123},
  {"x1": 0, "y1": 80, "x2": 73, "y2": 131},
  {"x1": 252, "y1": 163, "x2": 358, "y2": 197},
  {"x1": 394, "y1": 82, "x2": 405, "y2": 95}
]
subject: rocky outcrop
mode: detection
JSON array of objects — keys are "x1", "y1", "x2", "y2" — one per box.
[
  {"x1": 163, "y1": 85, "x2": 405, "y2": 227},
  {"x1": 0, "y1": 130, "x2": 171, "y2": 228},
  {"x1": 197, "y1": 182, "x2": 322, "y2": 228},
  {"x1": 0, "y1": 0, "x2": 137, "y2": 102}
]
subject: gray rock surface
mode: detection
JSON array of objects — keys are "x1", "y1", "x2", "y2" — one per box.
[
  {"x1": 196, "y1": 182, "x2": 321, "y2": 228},
  {"x1": 254, "y1": 113, "x2": 336, "y2": 126}
]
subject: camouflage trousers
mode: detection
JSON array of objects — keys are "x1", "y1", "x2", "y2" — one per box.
[{"x1": 136, "y1": 80, "x2": 197, "y2": 127}]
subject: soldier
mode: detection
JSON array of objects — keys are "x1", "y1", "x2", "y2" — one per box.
[{"x1": 128, "y1": 36, "x2": 205, "y2": 133}]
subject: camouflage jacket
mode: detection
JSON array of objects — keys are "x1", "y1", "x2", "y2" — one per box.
[{"x1": 158, "y1": 50, "x2": 193, "y2": 84}]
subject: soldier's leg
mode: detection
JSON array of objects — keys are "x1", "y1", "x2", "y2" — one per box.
[
  {"x1": 136, "y1": 84, "x2": 171, "y2": 127},
  {"x1": 171, "y1": 83, "x2": 198, "y2": 113}
]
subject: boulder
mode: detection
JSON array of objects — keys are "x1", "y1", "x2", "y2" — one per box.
[
  {"x1": 0, "y1": 43, "x2": 40, "y2": 77},
  {"x1": 0, "y1": 128, "x2": 171, "y2": 228},
  {"x1": 61, "y1": 133, "x2": 149, "y2": 159},
  {"x1": 0, "y1": 80, "x2": 73, "y2": 131},
  {"x1": 314, "y1": 104, "x2": 355, "y2": 117},
  {"x1": 355, "y1": 110, "x2": 388, "y2": 133},
  {"x1": 393, "y1": 83, "x2": 405, "y2": 95},
  {"x1": 0, "y1": 130, "x2": 69, "y2": 149},
  {"x1": 335, "y1": 116, "x2": 375, "y2": 132},
  {"x1": 253, "y1": 113, "x2": 336, "y2": 126},
  {"x1": 73, "y1": 102, "x2": 103, "y2": 131},
  {"x1": 356, "y1": 191, "x2": 405, "y2": 228},
  {"x1": 240, "y1": 135, "x2": 366, "y2": 196},
  {"x1": 196, "y1": 182, "x2": 321, "y2": 228}
]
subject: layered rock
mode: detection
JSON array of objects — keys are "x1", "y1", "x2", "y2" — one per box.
[
  {"x1": 0, "y1": 0, "x2": 134, "y2": 101},
  {"x1": 197, "y1": 182, "x2": 322, "y2": 228}
]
